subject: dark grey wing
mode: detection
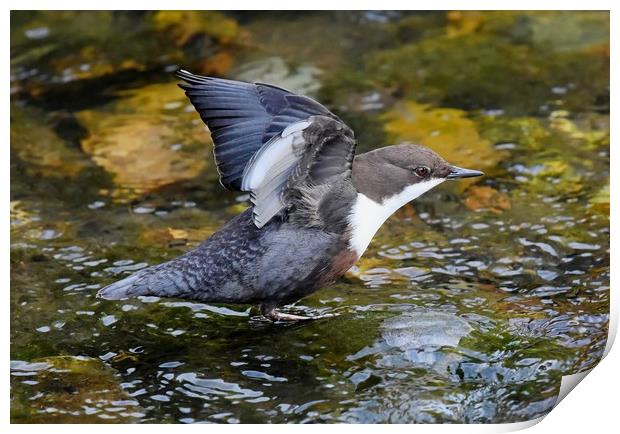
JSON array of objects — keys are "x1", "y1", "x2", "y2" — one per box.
[
  {"x1": 176, "y1": 69, "x2": 341, "y2": 190},
  {"x1": 177, "y1": 70, "x2": 356, "y2": 228}
]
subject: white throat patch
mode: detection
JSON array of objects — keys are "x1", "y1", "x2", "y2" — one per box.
[{"x1": 348, "y1": 178, "x2": 445, "y2": 257}]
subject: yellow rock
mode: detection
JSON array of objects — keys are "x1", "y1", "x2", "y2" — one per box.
[
  {"x1": 549, "y1": 111, "x2": 609, "y2": 149},
  {"x1": 168, "y1": 228, "x2": 189, "y2": 240},
  {"x1": 526, "y1": 160, "x2": 584, "y2": 196},
  {"x1": 10, "y1": 201, "x2": 33, "y2": 227},
  {"x1": 76, "y1": 82, "x2": 211, "y2": 199},
  {"x1": 139, "y1": 225, "x2": 216, "y2": 249},
  {"x1": 464, "y1": 186, "x2": 511, "y2": 214},
  {"x1": 446, "y1": 11, "x2": 485, "y2": 38},
  {"x1": 383, "y1": 101, "x2": 504, "y2": 174},
  {"x1": 538, "y1": 160, "x2": 569, "y2": 177}
]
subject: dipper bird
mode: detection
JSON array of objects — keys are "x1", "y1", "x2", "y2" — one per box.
[{"x1": 97, "y1": 70, "x2": 483, "y2": 321}]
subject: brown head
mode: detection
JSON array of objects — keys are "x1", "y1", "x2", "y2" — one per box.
[{"x1": 351, "y1": 143, "x2": 483, "y2": 202}]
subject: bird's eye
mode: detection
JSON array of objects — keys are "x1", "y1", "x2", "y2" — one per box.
[{"x1": 414, "y1": 166, "x2": 431, "y2": 178}]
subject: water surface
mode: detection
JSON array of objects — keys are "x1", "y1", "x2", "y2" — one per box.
[{"x1": 11, "y1": 11, "x2": 609, "y2": 423}]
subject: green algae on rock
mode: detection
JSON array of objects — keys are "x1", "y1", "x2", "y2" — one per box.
[
  {"x1": 589, "y1": 185, "x2": 610, "y2": 216},
  {"x1": 11, "y1": 104, "x2": 91, "y2": 178},
  {"x1": 233, "y1": 57, "x2": 323, "y2": 97},
  {"x1": 11, "y1": 11, "x2": 243, "y2": 90},
  {"x1": 11, "y1": 356, "x2": 142, "y2": 423},
  {"x1": 365, "y1": 11, "x2": 609, "y2": 116}
]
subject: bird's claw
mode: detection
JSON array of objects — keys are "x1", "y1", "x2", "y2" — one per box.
[
  {"x1": 260, "y1": 306, "x2": 337, "y2": 322},
  {"x1": 264, "y1": 310, "x2": 312, "y2": 322}
]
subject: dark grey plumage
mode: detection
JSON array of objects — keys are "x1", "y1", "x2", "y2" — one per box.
[{"x1": 98, "y1": 207, "x2": 356, "y2": 312}]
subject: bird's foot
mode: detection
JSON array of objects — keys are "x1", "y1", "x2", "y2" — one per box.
[
  {"x1": 260, "y1": 305, "x2": 338, "y2": 322},
  {"x1": 262, "y1": 308, "x2": 312, "y2": 322}
]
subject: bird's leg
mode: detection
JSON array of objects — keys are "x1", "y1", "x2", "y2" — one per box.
[{"x1": 260, "y1": 305, "x2": 312, "y2": 322}]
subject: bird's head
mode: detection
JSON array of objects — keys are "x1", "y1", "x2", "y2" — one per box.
[{"x1": 351, "y1": 143, "x2": 483, "y2": 204}]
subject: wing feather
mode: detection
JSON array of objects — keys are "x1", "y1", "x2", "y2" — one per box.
[
  {"x1": 176, "y1": 70, "x2": 356, "y2": 228},
  {"x1": 240, "y1": 117, "x2": 356, "y2": 227},
  {"x1": 176, "y1": 69, "x2": 339, "y2": 191}
]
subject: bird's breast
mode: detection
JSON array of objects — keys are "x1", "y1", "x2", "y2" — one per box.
[
  {"x1": 318, "y1": 247, "x2": 359, "y2": 286},
  {"x1": 346, "y1": 193, "x2": 395, "y2": 258},
  {"x1": 346, "y1": 180, "x2": 445, "y2": 258}
]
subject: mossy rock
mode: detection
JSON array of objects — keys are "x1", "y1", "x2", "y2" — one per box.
[
  {"x1": 366, "y1": 11, "x2": 609, "y2": 115},
  {"x1": 11, "y1": 11, "x2": 242, "y2": 88},
  {"x1": 11, "y1": 356, "x2": 143, "y2": 423},
  {"x1": 11, "y1": 104, "x2": 91, "y2": 178}
]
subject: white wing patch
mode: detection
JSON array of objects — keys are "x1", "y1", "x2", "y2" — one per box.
[
  {"x1": 348, "y1": 178, "x2": 445, "y2": 257},
  {"x1": 241, "y1": 120, "x2": 313, "y2": 228}
]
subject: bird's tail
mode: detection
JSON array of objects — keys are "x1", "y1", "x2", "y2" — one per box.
[
  {"x1": 97, "y1": 254, "x2": 199, "y2": 300},
  {"x1": 97, "y1": 268, "x2": 154, "y2": 300}
]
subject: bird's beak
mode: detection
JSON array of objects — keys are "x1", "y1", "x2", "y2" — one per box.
[{"x1": 447, "y1": 165, "x2": 484, "y2": 179}]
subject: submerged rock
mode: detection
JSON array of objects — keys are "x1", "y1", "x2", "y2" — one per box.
[
  {"x1": 11, "y1": 104, "x2": 90, "y2": 178},
  {"x1": 464, "y1": 186, "x2": 511, "y2": 214},
  {"x1": 233, "y1": 57, "x2": 322, "y2": 97},
  {"x1": 10, "y1": 355, "x2": 143, "y2": 423},
  {"x1": 367, "y1": 11, "x2": 609, "y2": 115},
  {"x1": 381, "y1": 311, "x2": 473, "y2": 350},
  {"x1": 11, "y1": 11, "x2": 242, "y2": 89},
  {"x1": 151, "y1": 11, "x2": 239, "y2": 47},
  {"x1": 76, "y1": 82, "x2": 210, "y2": 200}
]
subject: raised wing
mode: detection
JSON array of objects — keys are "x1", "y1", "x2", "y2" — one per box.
[
  {"x1": 176, "y1": 70, "x2": 340, "y2": 190},
  {"x1": 177, "y1": 71, "x2": 357, "y2": 228}
]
